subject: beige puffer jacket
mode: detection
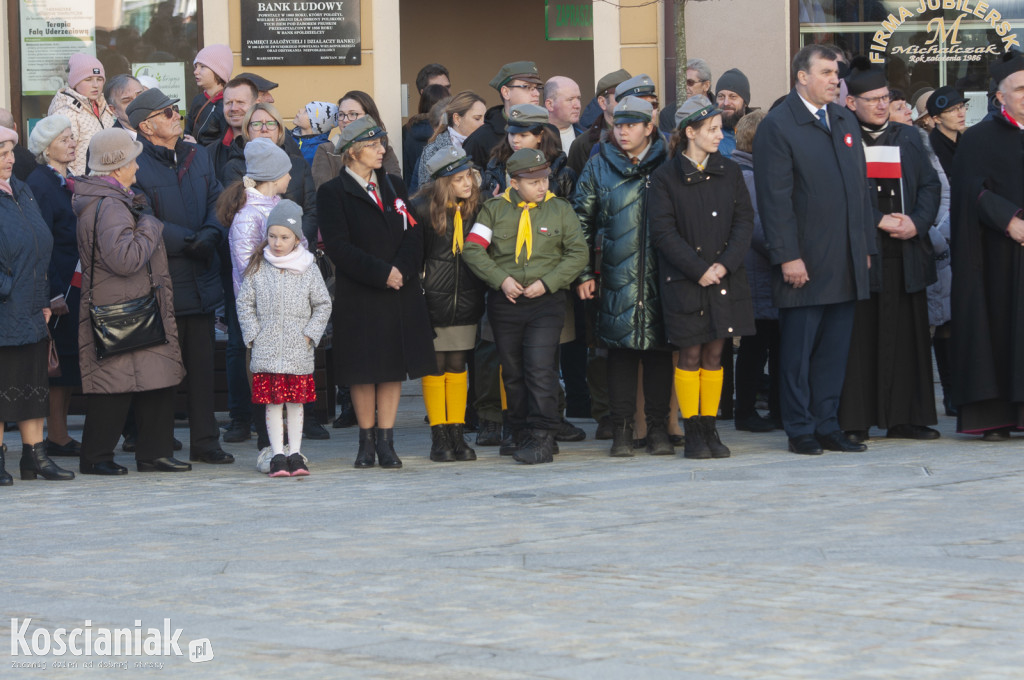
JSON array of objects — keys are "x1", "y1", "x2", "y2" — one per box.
[{"x1": 48, "y1": 87, "x2": 116, "y2": 176}]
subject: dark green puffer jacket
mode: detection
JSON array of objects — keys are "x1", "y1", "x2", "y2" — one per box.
[{"x1": 573, "y1": 135, "x2": 668, "y2": 350}]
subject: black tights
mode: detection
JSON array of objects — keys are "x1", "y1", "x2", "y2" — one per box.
[
  {"x1": 677, "y1": 338, "x2": 725, "y2": 372},
  {"x1": 433, "y1": 350, "x2": 469, "y2": 376}
]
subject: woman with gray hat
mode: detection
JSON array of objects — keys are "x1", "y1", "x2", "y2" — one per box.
[
  {"x1": 317, "y1": 116, "x2": 435, "y2": 469},
  {"x1": 25, "y1": 115, "x2": 83, "y2": 459},
  {"x1": 72, "y1": 128, "x2": 187, "y2": 474},
  {"x1": 411, "y1": 147, "x2": 486, "y2": 463},
  {"x1": 649, "y1": 95, "x2": 754, "y2": 460},
  {"x1": 0, "y1": 126, "x2": 71, "y2": 484},
  {"x1": 482, "y1": 103, "x2": 576, "y2": 198}
]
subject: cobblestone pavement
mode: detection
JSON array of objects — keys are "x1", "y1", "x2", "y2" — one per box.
[{"x1": 3, "y1": 385, "x2": 1023, "y2": 679}]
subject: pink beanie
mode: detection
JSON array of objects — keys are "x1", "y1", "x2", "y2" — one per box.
[
  {"x1": 194, "y1": 44, "x2": 233, "y2": 85},
  {"x1": 0, "y1": 126, "x2": 18, "y2": 145},
  {"x1": 68, "y1": 53, "x2": 105, "y2": 89}
]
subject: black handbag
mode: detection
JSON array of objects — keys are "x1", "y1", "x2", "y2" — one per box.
[{"x1": 87, "y1": 198, "x2": 167, "y2": 359}]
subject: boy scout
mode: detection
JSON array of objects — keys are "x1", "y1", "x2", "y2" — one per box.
[{"x1": 463, "y1": 148, "x2": 589, "y2": 464}]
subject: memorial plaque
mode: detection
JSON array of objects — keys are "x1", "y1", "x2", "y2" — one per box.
[{"x1": 242, "y1": 0, "x2": 361, "y2": 66}]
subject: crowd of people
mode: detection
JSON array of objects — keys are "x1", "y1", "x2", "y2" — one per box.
[{"x1": 1, "y1": 42, "x2": 1022, "y2": 483}]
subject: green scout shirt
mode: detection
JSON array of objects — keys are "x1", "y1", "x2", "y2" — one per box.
[{"x1": 462, "y1": 188, "x2": 589, "y2": 294}]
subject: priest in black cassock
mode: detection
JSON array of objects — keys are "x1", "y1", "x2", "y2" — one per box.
[
  {"x1": 838, "y1": 59, "x2": 941, "y2": 442},
  {"x1": 949, "y1": 52, "x2": 1024, "y2": 440}
]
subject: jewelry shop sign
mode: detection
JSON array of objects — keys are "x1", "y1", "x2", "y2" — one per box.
[{"x1": 242, "y1": 0, "x2": 361, "y2": 66}]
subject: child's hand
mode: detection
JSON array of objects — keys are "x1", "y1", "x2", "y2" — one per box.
[{"x1": 522, "y1": 280, "x2": 546, "y2": 298}]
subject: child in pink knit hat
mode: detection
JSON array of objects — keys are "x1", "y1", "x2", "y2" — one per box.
[
  {"x1": 46, "y1": 53, "x2": 114, "y2": 176},
  {"x1": 186, "y1": 44, "x2": 233, "y2": 146}
]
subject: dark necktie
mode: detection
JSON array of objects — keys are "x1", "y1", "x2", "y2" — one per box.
[
  {"x1": 630, "y1": 156, "x2": 639, "y2": 165},
  {"x1": 367, "y1": 182, "x2": 384, "y2": 211},
  {"x1": 815, "y1": 108, "x2": 830, "y2": 131}
]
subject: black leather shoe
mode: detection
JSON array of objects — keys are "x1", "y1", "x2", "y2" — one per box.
[
  {"x1": 475, "y1": 419, "x2": 502, "y2": 446},
  {"x1": 121, "y1": 434, "x2": 136, "y2": 452},
  {"x1": 982, "y1": 427, "x2": 1011, "y2": 442},
  {"x1": 46, "y1": 438, "x2": 82, "y2": 456},
  {"x1": 189, "y1": 449, "x2": 235, "y2": 464},
  {"x1": 886, "y1": 424, "x2": 940, "y2": 440},
  {"x1": 354, "y1": 427, "x2": 376, "y2": 468},
  {"x1": 137, "y1": 457, "x2": 191, "y2": 472},
  {"x1": 554, "y1": 419, "x2": 586, "y2": 442},
  {"x1": 815, "y1": 430, "x2": 867, "y2": 452},
  {"x1": 173, "y1": 437, "x2": 183, "y2": 451},
  {"x1": 20, "y1": 442, "x2": 75, "y2": 480},
  {"x1": 80, "y1": 460, "x2": 128, "y2": 475},
  {"x1": 734, "y1": 414, "x2": 775, "y2": 432},
  {"x1": 375, "y1": 428, "x2": 402, "y2": 468},
  {"x1": 221, "y1": 420, "x2": 251, "y2": 443},
  {"x1": 845, "y1": 429, "x2": 870, "y2": 444},
  {"x1": 595, "y1": 415, "x2": 614, "y2": 440},
  {"x1": 0, "y1": 443, "x2": 13, "y2": 486},
  {"x1": 333, "y1": 407, "x2": 357, "y2": 429},
  {"x1": 788, "y1": 434, "x2": 823, "y2": 455},
  {"x1": 448, "y1": 424, "x2": 476, "y2": 461},
  {"x1": 304, "y1": 417, "x2": 330, "y2": 440}
]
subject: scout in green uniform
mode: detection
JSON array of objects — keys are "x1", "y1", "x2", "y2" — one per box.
[{"x1": 462, "y1": 148, "x2": 589, "y2": 464}]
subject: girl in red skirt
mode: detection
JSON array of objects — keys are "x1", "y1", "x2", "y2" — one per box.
[{"x1": 237, "y1": 199, "x2": 332, "y2": 477}]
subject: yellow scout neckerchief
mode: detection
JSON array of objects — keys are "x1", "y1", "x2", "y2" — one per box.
[
  {"x1": 450, "y1": 202, "x2": 464, "y2": 255},
  {"x1": 502, "y1": 187, "x2": 556, "y2": 263}
]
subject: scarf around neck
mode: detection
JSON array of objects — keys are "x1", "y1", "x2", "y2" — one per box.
[
  {"x1": 263, "y1": 244, "x2": 314, "y2": 274},
  {"x1": 448, "y1": 126, "x2": 468, "y2": 151},
  {"x1": 501, "y1": 187, "x2": 556, "y2": 263}
]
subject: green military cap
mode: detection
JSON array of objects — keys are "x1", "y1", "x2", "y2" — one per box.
[
  {"x1": 489, "y1": 61, "x2": 542, "y2": 91},
  {"x1": 596, "y1": 68, "x2": 631, "y2": 97},
  {"x1": 337, "y1": 116, "x2": 386, "y2": 151},
  {"x1": 425, "y1": 146, "x2": 473, "y2": 179},
  {"x1": 506, "y1": 104, "x2": 551, "y2": 133},
  {"x1": 674, "y1": 94, "x2": 721, "y2": 130},
  {"x1": 612, "y1": 96, "x2": 653, "y2": 124},
  {"x1": 507, "y1": 148, "x2": 550, "y2": 179},
  {"x1": 615, "y1": 73, "x2": 656, "y2": 99}
]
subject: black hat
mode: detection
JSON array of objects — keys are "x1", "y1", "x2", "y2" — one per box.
[
  {"x1": 845, "y1": 56, "x2": 887, "y2": 96},
  {"x1": 991, "y1": 50, "x2": 1024, "y2": 86},
  {"x1": 926, "y1": 86, "x2": 966, "y2": 117},
  {"x1": 235, "y1": 72, "x2": 279, "y2": 92},
  {"x1": 126, "y1": 88, "x2": 180, "y2": 129}
]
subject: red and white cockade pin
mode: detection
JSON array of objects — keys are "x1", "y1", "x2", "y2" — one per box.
[
  {"x1": 393, "y1": 198, "x2": 417, "y2": 230},
  {"x1": 844, "y1": 133, "x2": 853, "y2": 147}
]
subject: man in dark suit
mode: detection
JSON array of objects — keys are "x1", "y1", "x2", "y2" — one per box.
[{"x1": 753, "y1": 44, "x2": 876, "y2": 455}]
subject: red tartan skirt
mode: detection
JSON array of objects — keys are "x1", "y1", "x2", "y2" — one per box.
[{"x1": 251, "y1": 373, "x2": 317, "y2": 404}]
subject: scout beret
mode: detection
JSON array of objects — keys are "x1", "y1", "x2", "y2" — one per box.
[
  {"x1": 612, "y1": 96, "x2": 653, "y2": 124},
  {"x1": 596, "y1": 69, "x2": 631, "y2": 97},
  {"x1": 489, "y1": 61, "x2": 542, "y2": 91},
  {"x1": 675, "y1": 95, "x2": 721, "y2": 130},
  {"x1": 425, "y1": 146, "x2": 472, "y2": 179},
  {"x1": 336, "y1": 116, "x2": 385, "y2": 151},
  {"x1": 926, "y1": 85, "x2": 965, "y2": 117},
  {"x1": 506, "y1": 104, "x2": 551, "y2": 133},
  {"x1": 615, "y1": 74, "x2": 656, "y2": 99},
  {"x1": 507, "y1": 148, "x2": 550, "y2": 179}
]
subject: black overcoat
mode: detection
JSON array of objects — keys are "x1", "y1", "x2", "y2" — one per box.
[
  {"x1": 317, "y1": 170, "x2": 435, "y2": 385},
  {"x1": 753, "y1": 90, "x2": 876, "y2": 308},
  {"x1": 949, "y1": 111, "x2": 1024, "y2": 410},
  {"x1": 649, "y1": 152, "x2": 756, "y2": 347}
]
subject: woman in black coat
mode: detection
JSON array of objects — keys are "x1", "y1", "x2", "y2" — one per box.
[
  {"x1": 317, "y1": 117, "x2": 435, "y2": 469},
  {"x1": 649, "y1": 96, "x2": 755, "y2": 459},
  {"x1": 410, "y1": 147, "x2": 485, "y2": 463}
]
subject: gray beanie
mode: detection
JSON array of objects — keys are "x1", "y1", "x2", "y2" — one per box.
[
  {"x1": 244, "y1": 137, "x2": 291, "y2": 182},
  {"x1": 28, "y1": 115, "x2": 72, "y2": 157},
  {"x1": 715, "y1": 68, "x2": 750, "y2": 105},
  {"x1": 266, "y1": 199, "x2": 303, "y2": 240}
]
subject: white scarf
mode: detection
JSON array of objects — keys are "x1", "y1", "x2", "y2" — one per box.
[
  {"x1": 263, "y1": 244, "x2": 314, "y2": 274},
  {"x1": 448, "y1": 126, "x2": 468, "y2": 151}
]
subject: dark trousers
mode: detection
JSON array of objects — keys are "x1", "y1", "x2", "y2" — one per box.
[
  {"x1": 735, "y1": 319, "x2": 781, "y2": 421},
  {"x1": 606, "y1": 348, "x2": 673, "y2": 428},
  {"x1": 81, "y1": 387, "x2": 175, "y2": 464},
  {"x1": 176, "y1": 313, "x2": 221, "y2": 454},
  {"x1": 473, "y1": 336, "x2": 502, "y2": 423},
  {"x1": 489, "y1": 291, "x2": 566, "y2": 432},
  {"x1": 223, "y1": 288, "x2": 251, "y2": 423},
  {"x1": 561, "y1": 295, "x2": 590, "y2": 417},
  {"x1": 778, "y1": 301, "x2": 855, "y2": 438}
]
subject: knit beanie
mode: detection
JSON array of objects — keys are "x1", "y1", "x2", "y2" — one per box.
[
  {"x1": 715, "y1": 68, "x2": 751, "y2": 105},
  {"x1": 68, "y1": 53, "x2": 105, "y2": 89},
  {"x1": 305, "y1": 101, "x2": 338, "y2": 134},
  {"x1": 244, "y1": 138, "x2": 292, "y2": 183},
  {"x1": 193, "y1": 44, "x2": 233, "y2": 85},
  {"x1": 28, "y1": 115, "x2": 72, "y2": 156},
  {"x1": 266, "y1": 199, "x2": 304, "y2": 240}
]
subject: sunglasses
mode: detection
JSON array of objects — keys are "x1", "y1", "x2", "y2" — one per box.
[
  {"x1": 686, "y1": 79, "x2": 707, "y2": 87},
  {"x1": 145, "y1": 105, "x2": 179, "y2": 121}
]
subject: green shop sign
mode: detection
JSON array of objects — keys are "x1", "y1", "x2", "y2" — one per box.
[{"x1": 546, "y1": 0, "x2": 593, "y2": 41}]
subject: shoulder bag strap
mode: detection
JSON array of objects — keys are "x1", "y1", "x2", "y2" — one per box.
[{"x1": 89, "y1": 197, "x2": 156, "y2": 302}]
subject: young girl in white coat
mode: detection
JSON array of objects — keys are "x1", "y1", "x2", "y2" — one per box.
[{"x1": 237, "y1": 200, "x2": 332, "y2": 477}]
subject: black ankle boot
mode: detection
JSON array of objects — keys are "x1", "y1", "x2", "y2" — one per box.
[
  {"x1": 700, "y1": 415, "x2": 731, "y2": 458},
  {"x1": 682, "y1": 416, "x2": 710, "y2": 459},
  {"x1": 20, "y1": 442, "x2": 75, "y2": 480},
  {"x1": 429, "y1": 425, "x2": 455, "y2": 462},
  {"x1": 448, "y1": 424, "x2": 476, "y2": 461},
  {"x1": 609, "y1": 421, "x2": 634, "y2": 457},
  {"x1": 375, "y1": 428, "x2": 402, "y2": 468},
  {"x1": 0, "y1": 443, "x2": 12, "y2": 486},
  {"x1": 354, "y1": 428, "x2": 376, "y2": 468}
]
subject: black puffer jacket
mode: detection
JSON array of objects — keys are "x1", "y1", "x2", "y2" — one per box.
[
  {"x1": 482, "y1": 151, "x2": 577, "y2": 199},
  {"x1": 411, "y1": 195, "x2": 485, "y2": 328}
]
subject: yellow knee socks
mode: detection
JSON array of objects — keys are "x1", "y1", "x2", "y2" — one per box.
[
  {"x1": 674, "y1": 368, "x2": 700, "y2": 419},
  {"x1": 699, "y1": 368, "x2": 724, "y2": 417},
  {"x1": 498, "y1": 365, "x2": 507, "y2": 411},
  {"x1": 422, "y1": 374, "x2": 447, "y2": 426},
  {"x1": 444, "y1": 371, "x2": 468, "y2": 425}
]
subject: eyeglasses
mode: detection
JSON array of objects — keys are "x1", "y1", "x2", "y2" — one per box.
[
  {"x1": 508, "y1": 84, "x2": 542, "y2": 94},
  {"x1": 856, "y1": 94, "x2": 891, "y2": 106},
  {"x1": 145, "y1": 105, "x2": 179, "y2": 121},
  {"x1": 686, "y1": 79, "x2": 708, "y2": 87},
  {"x1": 248, "y1": 120, "x2": 280, "y2": 131},
  {"x1": 336, "y1": 111, "x2": 363, "y2": 122},
  {"x1": 943, "y1": 102, "x2": 969, "y2": 114}
]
